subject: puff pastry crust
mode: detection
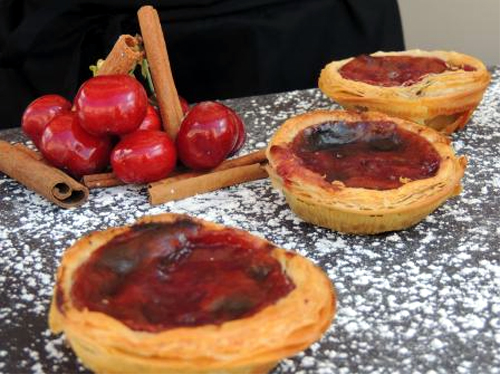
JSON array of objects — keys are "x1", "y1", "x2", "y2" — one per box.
[
  {"x1": 319, "y1": 50, "x2": 490, "y2": 134},
  {"x1": 266, "y1": 110, "x2": 467, "y2": 234},
  {"x1": 49, "y1": 213, "x2": 335, "y2": 374}
]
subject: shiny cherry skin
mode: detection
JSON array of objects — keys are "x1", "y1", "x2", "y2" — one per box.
[
  {"x1": 111, "y1": 130, "x2": 177, "y2": 183},
  {"x1": 40, "y1": 112, "x2": 112, "y2": 178},
  {"x1": 227, "y1": 107, "x2": 246, "y2": 156},
  {"x1": 176, "y1": 101, "x2": 239, "y2": 170},
  {"x1": 135, "y1": 105, "x2": 162, "y2": 132},
  {"x1": 21, "y1": 95, "x2": 72, "y2": 148},
  {"x1": 74, "y1": 75, "x2": 148, "y2": 136}
]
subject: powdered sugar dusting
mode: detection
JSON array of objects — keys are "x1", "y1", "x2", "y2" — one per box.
[{"x1": 1, "y1": 69, "x2": 500, "y2": 373}]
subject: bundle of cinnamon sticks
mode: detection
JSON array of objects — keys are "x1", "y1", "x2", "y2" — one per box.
[
  {"x1": 1, "y1": 141, "x2": 267, "y2": 207},
  {"x1": 81, "y1": 148, "x2": 268, "y2": 205}
]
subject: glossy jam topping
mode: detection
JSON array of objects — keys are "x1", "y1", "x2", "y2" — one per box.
[
  {"x1": 339, "y1": 55, "x2": 474, "y2": 87},
  {"x1": 70, "y1": 219, "x2": 295, "y2": 332},
  {"x1": 291, "y1": 120, "x2": 441, "y2": 190}
]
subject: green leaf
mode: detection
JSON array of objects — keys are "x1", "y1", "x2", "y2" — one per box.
[
  {"x1": 89, "y1": 59, "x2": 105, "y2": 77},
  {"x1": 140, "y1": 58, "x2": 156, "y2": 97}
]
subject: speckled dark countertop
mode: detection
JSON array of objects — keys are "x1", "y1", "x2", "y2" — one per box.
[{"x1": 1, "y1": 68, "x2": 500, "y2": 374}]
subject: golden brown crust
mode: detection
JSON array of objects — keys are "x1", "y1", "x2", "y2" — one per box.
[
  {"x1": 266, "y1": 110, "x2": 467, "y2": 234},
  {"x1": 49, "y1": 213, "x2": 336, "y2": 374},
  {"x1": 318, "y1": 50, "x2": 490, "y2": 134}
]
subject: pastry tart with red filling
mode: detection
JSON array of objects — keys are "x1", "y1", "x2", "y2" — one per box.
[
  {"x1": 319, "y1": 50, "x2": 490, "y2": 134},
  {"x1": 266, "y1": 110, "x2": 466, "y2": 234},
  {"x1": 49, "y1": 213, "x2": 335, "y2": 374}
]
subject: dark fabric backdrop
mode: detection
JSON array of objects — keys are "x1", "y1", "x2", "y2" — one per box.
[{"x1": 0, "y1": 0, "x2": 404, "y2": 128}]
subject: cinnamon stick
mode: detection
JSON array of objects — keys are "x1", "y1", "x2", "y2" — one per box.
[
  {"x1": 213, "y1": 148, "x2": 267, "y2": 172},
  {"x1": 138, "y1": 6, "x2": 183, "y2": 139},
  {"x1": 0, "y1": 141, "x2": 89, "y2": 208},
  {"x1": 148, "y1": 163, "x2": 268, "y2": 205},
  {"x1": 96, "y1": 35, "x2": 144, "y2": 76},
  {"x1": 13, "y1": 143, "x2": 45, "y2": 162},
  {"x1": 82, "y1": 172, "x2": 124, "y2": 189}
]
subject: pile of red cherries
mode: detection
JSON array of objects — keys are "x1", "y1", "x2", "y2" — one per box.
[{"x1": 22, "y1": 75, "x2": 246, "y2": 183}]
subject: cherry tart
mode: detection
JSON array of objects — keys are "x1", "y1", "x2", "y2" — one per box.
[
  {"x1": 266, "y1": 110, "x2": 467, "y2": 234},
  {"x1": 318, "y1": 50, "x2": 490, "y2": 134},
  {"x1": 49, "y1": 213, "x2": 335, "y2": 374}
]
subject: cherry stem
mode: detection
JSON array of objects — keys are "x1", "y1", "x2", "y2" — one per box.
[{"x1": 140, "y1": 58, "x2": 156, "y2": 97}]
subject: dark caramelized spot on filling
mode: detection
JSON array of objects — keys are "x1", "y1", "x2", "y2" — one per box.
[
  {"x1": 70, "y1": 219, "x2": 295, "y2": 332},
  {"x1": 291, "y1": 121, "x2": 441, "y2": 190},
  {"x1": 339, "y1": 55, "x2": 474, "y2": 87}
]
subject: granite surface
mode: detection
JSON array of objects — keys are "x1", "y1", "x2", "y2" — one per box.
[{"x1": 1, "y1": 68, "x2": 500, "y2": 374}]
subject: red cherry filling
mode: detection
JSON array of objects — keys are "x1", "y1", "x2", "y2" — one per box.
[
  {"x1": 290, "y1": 120, "x2": 441, "y2": 190},
  {"x1": 339, "y1": 55, "x2": 475, "y2": 87},
  {"x1": 70, "y1": 219, "x2": 295, "y2": 332}
]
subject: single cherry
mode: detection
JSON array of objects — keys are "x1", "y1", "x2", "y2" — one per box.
[
  {"x1": 39, "y1": 112, "x2": 112, "y2": 178},
  {"x1": 135, "y1": 105, "x2": 162, "y2": 132},
  {"x1": 21, "y1": 95, "x2": 72, "y2": 148},
  {"x1": 74, "y1": 75, "x2": 148, "y2": 136},
  {"x1": 176, "y1": 101, "x2": 240, "y2": 170},
  {"x1": 111, "y1": 130, "x2": 177, "y2": 183}
]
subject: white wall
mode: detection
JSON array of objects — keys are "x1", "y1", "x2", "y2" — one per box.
[{"x1": 398, "y1": 0, "x2": 500, "y2": 66}]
